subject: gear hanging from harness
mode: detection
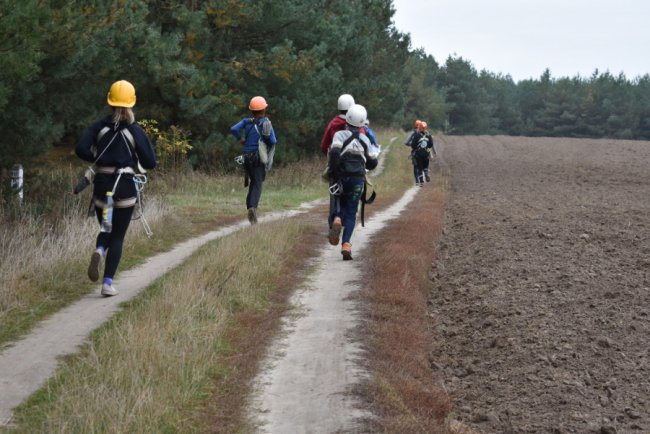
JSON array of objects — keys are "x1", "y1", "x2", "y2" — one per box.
[{"x1": 329, "y1": 131, "x2": 377, "y2": 228}]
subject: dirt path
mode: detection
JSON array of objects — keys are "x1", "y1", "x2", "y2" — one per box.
[
  {"x1": 432, "y1": 136, "x2": 650, "y2": 433},
  {"x1": 0, "y1": 202, "x2": 322, "y2": 426},
  {"x1": 247, "y1": 186, "x2": 418, "y2": 433}
]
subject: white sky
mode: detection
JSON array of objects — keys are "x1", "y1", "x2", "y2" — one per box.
[{"x1": 391, "y1": 0, "x2": 650, "y2": 82}]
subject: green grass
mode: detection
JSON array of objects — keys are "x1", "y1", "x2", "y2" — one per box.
[{"x1": 1, "y1": 128, "x2": 414, "y2": 433}]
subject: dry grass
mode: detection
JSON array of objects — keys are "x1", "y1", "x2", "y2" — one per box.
[
  {"x1": 10, "y1": 220, "x2": 316, "y2": 433},
  {"x1": 358, "y1": 171, "x2": 452, "y2": 433},
  {"x1": 0, "y1": 156, "x2": 328, "y2": 347},
  {"x1": 0, "y1": 191, "x2": 169, "y2": 346}
]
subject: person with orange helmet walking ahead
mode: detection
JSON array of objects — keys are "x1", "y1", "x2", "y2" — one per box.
[
  {"x1": 75, "y1": 80, "x2": 156, "y2": 296},
  {"x1": 327, "y1": 104, "x2": 379, "y2": 260},
  {"x1": 406, "y1": 120, "x2": 435, "y2": 186},
  {"x1": 404, "y1": 119, "x2": 423, "y2": 148},
  {"x1": 230, "y1": 96, "x2": 277, "y2": 224}
]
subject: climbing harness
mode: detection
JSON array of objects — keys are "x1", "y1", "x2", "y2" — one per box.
[{"x1": 84, "y1": 126, "x2": 153, "y2": 237}]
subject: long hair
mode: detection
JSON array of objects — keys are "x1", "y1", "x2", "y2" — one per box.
[{"x1": 112, "y1": 107, "x2": 135, "y2": 125}]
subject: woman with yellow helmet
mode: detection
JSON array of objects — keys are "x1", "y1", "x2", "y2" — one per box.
[{"x1": 75, "y1": 80, "x2": 156, "y2": 296}]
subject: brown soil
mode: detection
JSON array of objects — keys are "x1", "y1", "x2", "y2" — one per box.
[{"x1": 430, "y1": 136, "x2": 650, "y2": 433}]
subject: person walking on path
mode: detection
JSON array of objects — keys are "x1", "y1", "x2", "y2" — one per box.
[
  {"x1": 75, "y1": 80, "x2": 156, "y2": 296},
  {"x1": 403, "y1": 119, "x2": 422, "y2": 148},
  {"x1": 326, "y1": 104, "x2": 379, "y2": 260},
  {"x1": 230, "y1": 96, "x2": 277, "y2": 224},
  {"x1": 405, "y1": 120, "x2": 435, "y2": 186},
  {"x1": 320, "y1": 94, "x2": 355, "y2": 155}
]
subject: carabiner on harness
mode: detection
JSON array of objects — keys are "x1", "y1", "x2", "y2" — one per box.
[
  {"x1": 234, "y1": 155, "x2": 245, "y2": 165},
  {"x1": 329, "y1": 181, "x2": 342, "y2": 196}
]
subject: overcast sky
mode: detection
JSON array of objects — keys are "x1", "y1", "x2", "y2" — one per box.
[{"x1": 391, "y1": 0, "x2": 650, "y2": 82}]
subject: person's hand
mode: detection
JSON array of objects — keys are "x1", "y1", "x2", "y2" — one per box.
[{"x1": 240, "y1": 139, "x2": 245, "y2": 145}]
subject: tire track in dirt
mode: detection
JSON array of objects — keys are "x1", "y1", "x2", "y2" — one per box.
[
  {"x1": 247, "y1": 186, "x2": 419, "y2": 433},
  {"x1": 431, "y1": 136, "x2": 650, "y2": 433}
]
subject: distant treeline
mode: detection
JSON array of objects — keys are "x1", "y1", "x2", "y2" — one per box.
[
  {"x1": 437, "y1": 61, "x2": 650, "y2": 140},
  {"x1": 2, "y1": 1, "x2": 649, "y2": 170}
]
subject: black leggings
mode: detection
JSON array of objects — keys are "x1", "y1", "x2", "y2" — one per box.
[
  {"x1": 92, "y1": 173, "x2": 137, "y2": 280},
  {"x1": 94, "y1": 205, "x2": 135, "y2": 279},
  {"x1": 245, "y1": 160, "x2": 266, "y2": 209}
]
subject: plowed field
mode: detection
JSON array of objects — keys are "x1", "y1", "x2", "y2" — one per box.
[{"x1": 432, "y1": 136, "x2": 650, "y2": 433}]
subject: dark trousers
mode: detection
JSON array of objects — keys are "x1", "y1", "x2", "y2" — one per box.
[
  {"x1": 245, "y1": 161, "x2": 266, "y2": 209},
  {"x1": 333, "y1": 177, "x2": 364, "y2": 244},
  {"x1": 413, "y1": 151, "x2": 429, "y2": 183}
]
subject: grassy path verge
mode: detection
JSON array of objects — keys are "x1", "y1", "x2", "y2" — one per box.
[
  {"x1": 0, "y1": 159, "x2": 325, "y2": 348},
  {"x1": 357, "y1": 161, "x2": 452, "y2": 432}
]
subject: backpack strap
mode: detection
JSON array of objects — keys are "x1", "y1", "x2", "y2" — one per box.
[
  {"x1": 121, "y1": 128, "x2": 136, "y2": 149},
  {"x1": 360, "y1": 176, "x2": 377, "y2": 228},
  {"x1": 340, "y1": 130, "x2": 370, "y2": 160},
  {"x1": 340, "y1": 130, "x2": 360, "y2": 153},
  {"x1": 99, "y1": 126, "x2": 135, "y2": 149}
]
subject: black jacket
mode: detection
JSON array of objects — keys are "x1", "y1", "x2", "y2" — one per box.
[{"x1": 76, "y1": 116, "x2": 156, "y2": 170}]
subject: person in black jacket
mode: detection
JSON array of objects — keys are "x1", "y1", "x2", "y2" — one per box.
[
  {"x1": 327, "y1": 104, "x2": 379, "y2": 260},
  {"x1": 406, "y1": 121, "x2": 435, "y2": 186},
  {"x1": 75, "y1": 80, "x2": 156, "y2": 296}
]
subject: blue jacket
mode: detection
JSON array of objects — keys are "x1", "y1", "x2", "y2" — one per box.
[
  {"x1": 230, "y1": 117, "x2": 277, "y2": 154},
  {"x1": 365, "y1": 125, "x2": 378, "y2": 146},
  {"x1": 76, "y1": 116, "x2": 156, "y2": 170}
]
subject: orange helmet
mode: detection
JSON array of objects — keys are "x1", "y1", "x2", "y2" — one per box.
[
  {"x1": 248, "y1": 96, "x2": 268, "y2": 111},
  {"x1": 419, "y1": 121, "x2": 428, "y2": 131}
]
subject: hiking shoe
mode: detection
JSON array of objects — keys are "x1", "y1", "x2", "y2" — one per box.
[
  {"x1": 341, "y1": 242, "x2": 353, "y2": 260},
  {"x1": 101, "y1": 283, "x2": 118, "y2": 296},
  {"x1": 425, "y1": 173, "x2": 431, "y2": 182},
  {"x1": 247, "y1": 208, "x2": 258, "y2": 225},
  {"x1": 329, "y1": 217, "x2": 342, "y2": 246},
  {"x1": 88, "y1": 251, "x2": 101, "y2": 282}
]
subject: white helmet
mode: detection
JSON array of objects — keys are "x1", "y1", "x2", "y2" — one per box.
[
  {"x1": 345, "y1": 104, "x2": 367, "y2": 127},
  {"x1": 337, "y1": 94, "x2": 355, "y2": 111}
]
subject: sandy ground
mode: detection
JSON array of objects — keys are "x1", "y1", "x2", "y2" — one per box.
[
  {"x1": 247, "y1": 186, "x2": 418, "y2": 433},
  {"x1": 431, "y1": 136, "x2": 650, "y2": 433},
  {"x1": 0, "y1": 202, "x2": 321, "y2": 426}
]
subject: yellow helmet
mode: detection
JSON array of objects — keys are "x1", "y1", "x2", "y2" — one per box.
[{"x1": 107, "y1": 80, "x2": 136, "y2": 108}]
